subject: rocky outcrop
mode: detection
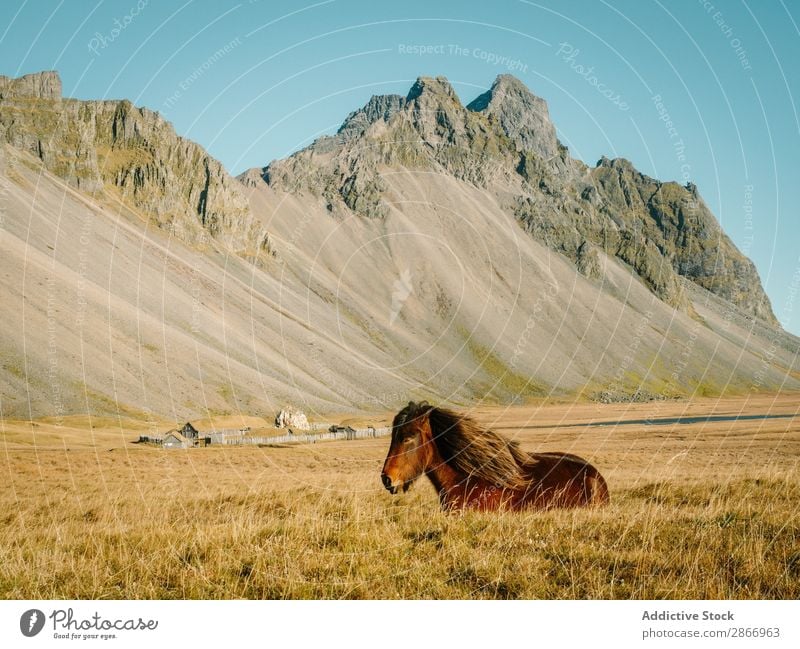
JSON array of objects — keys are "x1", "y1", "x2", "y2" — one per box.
[
  {"x1": 0, "y1": 71, "x2": 62, "y2": 101},
  {"x1": 275, "y1": 408, "x2": 310, "y2": 430},
  {"x1": 337, "y1": 93, "x2": 406, "y2": 141},
  {"x1": 576, "y1": 240, "x2": 602, "y2": 279},
  {"x1": 467, "y1": 73, "x2": 559, "y2": 160},
  {"x1": 590, "y1": 157, "x2": 775, "y2": 321},
  {"x1": 0, "y1": 71, "x2": 273, "y2": 255}
]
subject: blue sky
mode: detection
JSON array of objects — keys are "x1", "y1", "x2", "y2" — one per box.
[{"x1": 2, "y1": 0, "x2": 799, "y2": 334}]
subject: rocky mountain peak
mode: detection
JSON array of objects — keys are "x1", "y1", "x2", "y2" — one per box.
[
  {"x1": 466, "y1": 74, "x2": 526, "y2": 109},
  {"x1": 337, "y1": 93, "x2": 406, "y2": 141},
  {"x1": 467, "y1": 73, "x2": 559, "y2": 160},
  {"x1": 597, "y1": 155, "x2": 637, "y2": 172},
  {"x1": 0, "y1": 70, "x2": 62, "y2": 101},
  {"x1": 406, "y1": 75, "x2": 460, "y2": 103},
  {"x1": 396, "y1": 75, "x2": 498, "y2": 164}
]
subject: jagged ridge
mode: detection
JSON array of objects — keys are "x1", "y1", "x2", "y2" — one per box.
[
  {"x1": 244, "y1": 74, "x2": 776, "y2": 325},
  {"x1": 0, "y1": 71, "x2": 272, "y2": 255}
]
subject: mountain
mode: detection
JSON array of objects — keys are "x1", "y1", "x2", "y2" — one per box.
[
  {"x1": 0, "y1": 71, "x2": 271, "y2": 253},
  {"x1": 252, "y1": 74, "x2": 775, "y2": 322},
  {"x1": 1, "y1": 71, "x2": 797, "y2": 419}
]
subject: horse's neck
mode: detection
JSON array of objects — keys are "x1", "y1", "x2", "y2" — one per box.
[
  {"x1": 425, "y1": 460, "x2": 497, "y2": 510},
  {"x1": 425, "y1": 459, "x2": 460, "y2": 499}
]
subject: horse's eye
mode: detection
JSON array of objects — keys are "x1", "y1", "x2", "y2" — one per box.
[{"x1": 403, "y1": 436, "x2": 415, "y2": 446}]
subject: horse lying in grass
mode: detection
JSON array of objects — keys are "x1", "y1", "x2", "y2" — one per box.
[{"x1": 381, "y1": 401, "x2": 609, "y2": 511}]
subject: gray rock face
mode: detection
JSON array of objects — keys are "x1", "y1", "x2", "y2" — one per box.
[
  {"x1": 0, "y1": 71, "x2": 62, "y2": 100},
  {"x1": 467, "y1": 74, "x2": 559, "y2": 160},
  {"x1": 337, "y1": 94, "x2": 406, "y2": 141},
  {"x1": 590, "y1": 157, "x2": 775, "y2": 322},
  {"x1": 576, "y1": 240, "x2": 602, "y2": 279},
  {"x1": 0, "y1": 71, "x2": 271, "y2": 256}
]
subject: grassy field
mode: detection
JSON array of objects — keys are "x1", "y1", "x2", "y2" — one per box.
[{"x1": 1, "y1": 393, "x2": 798, "y2": 599}]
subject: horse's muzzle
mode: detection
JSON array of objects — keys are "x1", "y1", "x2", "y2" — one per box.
[{"x1": 381, "y1": 472, "x2": 397, "y2": 494}]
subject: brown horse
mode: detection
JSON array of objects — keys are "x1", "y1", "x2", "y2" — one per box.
[{"x1": 381, "y1": 401, "x2": 609, "y2": 511}]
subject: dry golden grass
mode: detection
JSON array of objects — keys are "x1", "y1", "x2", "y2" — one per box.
[{"x1": 1, "y1": 393, "x2": 798, "y2": 599}]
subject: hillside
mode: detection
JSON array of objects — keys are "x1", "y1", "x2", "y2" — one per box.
[{"x1": 1, "y1": 71, "x2": 797, "y2": 418}]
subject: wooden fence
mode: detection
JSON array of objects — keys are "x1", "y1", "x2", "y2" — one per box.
[
  {"x1": 139, "y1": 426, "x2": 390, "y2": 448},
  {"x1": 215, "y1": 426, "x2": 391, "y2": 446}
]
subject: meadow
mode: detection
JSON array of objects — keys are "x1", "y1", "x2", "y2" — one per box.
[{"x1": 1, "y1": 393, "x2": 798, "y2": 599}]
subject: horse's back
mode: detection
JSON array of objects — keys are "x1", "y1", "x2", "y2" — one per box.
[
  {"x1": 522, "y1": 451, "x2": 609, "y2": 508},
  {"x1": 533, "y1": 451, "x2": 594, "y2": 467}
]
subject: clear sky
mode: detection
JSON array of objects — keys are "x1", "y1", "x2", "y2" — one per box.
[{"x1": 2, "y1": 0, "x2": 799, "y2": 335}]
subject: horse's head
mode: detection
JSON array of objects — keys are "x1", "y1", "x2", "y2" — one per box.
[{"x1": 381, "y1": 401, "x2": 435, "y2": 494}]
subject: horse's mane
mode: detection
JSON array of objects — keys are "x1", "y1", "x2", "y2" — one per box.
[{"x1": 396, "y1": 401, "x2": 529, "y2": 490}]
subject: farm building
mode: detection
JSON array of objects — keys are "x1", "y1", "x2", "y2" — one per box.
[
  {"x1": 162, "y1": 430, "x2": 190, "y2": 449},
  {"x1": 329, "y1": 425, "x2": 357, "y2": 440},
  {"x1": 179, "y1": 422, "x2": 199, "y2": 440},
  {"x1": 328, "y1": 425, "x2": 356, "y2": 434}
]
